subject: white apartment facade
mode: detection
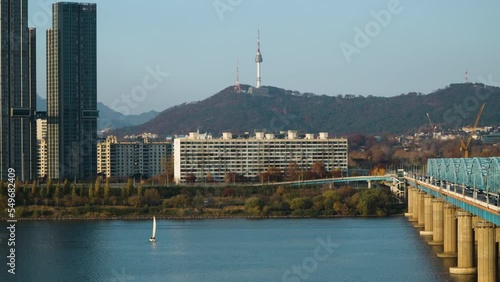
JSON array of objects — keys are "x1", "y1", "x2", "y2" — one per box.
[
  {"x1": 174, "y1": 130, "x2": 348, "y2": 183},
  {"x1": 37, "y1": 139, "x2": 48, "y2": 179},
  {"x1": 36, "y1": 114, "x2": 48, "y2": 179},
  {"x1": 97, "y1": 135, "x2": 172, "y2": 179}
]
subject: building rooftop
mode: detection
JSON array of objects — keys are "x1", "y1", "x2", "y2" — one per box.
[{"x1": 181, "y1": 130, "x2": 346, "y2": 140}]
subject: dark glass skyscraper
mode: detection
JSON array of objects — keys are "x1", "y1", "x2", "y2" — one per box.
[
  {"x1": 0, "y1": 0, "x2": 37, "y2": 181},
  {"x1": 47, "y1": 2, "x2": 98, "y2": 180}
]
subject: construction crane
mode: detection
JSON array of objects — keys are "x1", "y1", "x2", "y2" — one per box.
[
  {"x1": 459, "y1": 103, "x2": 486, "y2": 158},
  {"x1": 426, "y1": 113, "x2": 435, "y2": 132}
]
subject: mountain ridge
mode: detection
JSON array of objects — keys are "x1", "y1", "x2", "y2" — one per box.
[
  {"x1": 106, "y1": 83, "x2": 500, "y2": 137},
  {"x1": 36, "y1": 95, "x2": 159, "y2": 131}
]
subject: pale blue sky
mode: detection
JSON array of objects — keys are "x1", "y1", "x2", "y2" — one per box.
[{"x1": 29, "y1": 0, "x2": 500, "y2": 114}]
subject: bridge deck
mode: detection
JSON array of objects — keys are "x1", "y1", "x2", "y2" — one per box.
[
  {"x1": 405, "y1": 176, "x2": 500, "y2": 225},
  {"x1": 255, "y1": 175, "x2": 395, "y2": 187}
]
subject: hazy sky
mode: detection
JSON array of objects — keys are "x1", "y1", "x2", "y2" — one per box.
[{"x1": 29, "y1": 0, "x2": 500, "y2": 114}]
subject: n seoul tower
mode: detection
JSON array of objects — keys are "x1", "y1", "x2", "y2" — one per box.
[{"x1": 255, "y1": 30, "x2": 263, "y2": 88}]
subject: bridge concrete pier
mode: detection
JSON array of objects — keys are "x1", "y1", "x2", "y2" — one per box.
[
  {"x1": 497, "y1": 228, "x2": 500, "y2": 258},
  {"x1": 475, "y1": 221, "x2": 496, "y2": 282},
  {"x1": 404, "y1": 186, "x2": 413, "y2": 218},
  {"x1": 450, "y1": 210, "x2": 477, "y2": 275},
  {"x1": 409, "y1": 188, "x2": 418, "y2": 222},
  {"x1": 438, "y1": 203, "x2": 457, "y2": 257},
  {"x1": 420, "y1": 194, "x2": 434, "y2": 236},
  {"x1": 415, "y1": 191, "x2": 425, "y2": 228},
  {"x1": 429, "y1": 198, "x2": 444, "y2": 245}
]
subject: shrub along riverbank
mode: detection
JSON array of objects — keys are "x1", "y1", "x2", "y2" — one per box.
[{"x1": 0, "y1": 179, "x2": 404, "y2": 219}]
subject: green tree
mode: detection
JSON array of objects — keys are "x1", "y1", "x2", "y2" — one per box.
[
  {"x1": 357, "y1": 189, "x2": 392, "y2": 216},
  {"x1": 121, "y1": 186, "x2": 127, "y2": 201},
  {"x1": 63, "y1": 179, "x2": 70, "y2": 196},
  {"x1": 144, "y1": 189, "x2": 161, "y2": 206},
  {"x1": 54, "y1": 182, "x2": 61, "y2": 199},
  {"x1": 126, "y1": 178, "x2": 133, "y2": 197},
  {"x1": 71, "y1": 182, "x2": 77, "y2": 198},
  {"x1": 79, "y1": 184, "x2": 85, "y2": 197},
  {"x1": 31, "y1": 181, "x2": 37, "y2": 198},
  {"x1": 94, "y1": 176, "x2": 102, "y2": 198},
  {"x1": 290, "y1": 197, "x2": 313, "y2": 210},
  {"x1": 104, "y1": 178, "x2": 110, "y2": 199},
  {"x1": 88, "y1": 183, "x2": 94, "y2": 199},
  {"x1": 136, "y1": 183, "x2": 143, "y2": 197},
  {"x1": 244, "y1": 197, "x2": 264, "y2": 214},
  {"x1": 192, "y1": 194, "x2": 204, "y2": 210},
  {"x1": 312, "y1": 195, "x2": 325, "y2": 210},
  {"x1": 128, "y1": 195, "x2": 144, "y2": 208},
  {"x1": 46, "y1": 179, "x2": 53, "y2": 198},
  {"x1": 163, "y1": 194, "x2": 190, "y2": 208}
]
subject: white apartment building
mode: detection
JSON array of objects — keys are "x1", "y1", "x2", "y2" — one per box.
[
  {"x1": 37, "y1": 139, "x2": 48, "y2": 179},
  {"x1": 36, "y1": 118, "x2": 47, "y2": 140},
  {"x1": 174, "y1": 130, "x2": 348, "y2": 183},
  {"x1": 97, "y1": 135, "x2": 172, "y2": 179},
  {"x1": 36, "y1": 113, "x2": 48, "y2": 179}
]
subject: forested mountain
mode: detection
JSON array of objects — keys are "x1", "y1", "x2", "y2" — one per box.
[{"x1": 111, "y1": 83, "x2": 500, "y2": 137}]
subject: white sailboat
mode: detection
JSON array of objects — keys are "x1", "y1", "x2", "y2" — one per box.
[{"x1": 149, "y1": 216, "x2": 156, "y2": 242}]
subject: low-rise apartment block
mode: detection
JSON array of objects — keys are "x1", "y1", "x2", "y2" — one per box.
[
  {"x1": 174, "y1": 130, "x2": 348, "y2": 183},
  {"x1": 97, "y1": 135, "x2": 172, "y2": 179}
]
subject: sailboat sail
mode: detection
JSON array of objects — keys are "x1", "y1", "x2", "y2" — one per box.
[{"x1": 152, "y1": 216, "x2": 157, "y2": 238}]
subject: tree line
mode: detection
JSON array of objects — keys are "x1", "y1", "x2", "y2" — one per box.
[{"x1": 0, "y1": 176, "x2": 402, "y2": 218}]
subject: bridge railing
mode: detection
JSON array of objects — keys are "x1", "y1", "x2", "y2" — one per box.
[{"x1": 406, "y1": 176, "x2": 500, "y2": 225}]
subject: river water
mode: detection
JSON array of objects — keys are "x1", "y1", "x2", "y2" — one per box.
[{"x1": 0, "y1": 217, "x2": 474, "y2": 281}]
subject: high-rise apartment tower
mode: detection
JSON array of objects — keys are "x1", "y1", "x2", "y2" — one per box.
[
  {"x1": 47, "y1": 2, "x2": 98, "y2": 180},
  {"x1": 0, "y1": 0, "x2": 37, "y2": 180}
]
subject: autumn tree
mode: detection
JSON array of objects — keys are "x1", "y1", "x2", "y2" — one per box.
[
  {"x1": 259, "y1": 167, "x2": 283, "y2": 183},
  {"x1": 331, "y1": 169, "x2": 342, "y2": 178},
  {"x1": 222, "y1": 188, "x2": 235, "y2": 197},
  {"x1": 160, "y1": 155, "x2": 174, "y2": 184},
  {"x1": 285, "y1": 162, "x2": 300, "y2": 181},
  {"x1": 310, "y1": 161, "x2": 326, "y2": 179},
  {"x1": 370, "y1": 164, "x2": 386, "y2": 176},
  {"x1": 185, "y1": 173, "x2": 197, "y2": 184},
  {"x1": 206, "y1": 173, "x2": 214, "y2": 183}
]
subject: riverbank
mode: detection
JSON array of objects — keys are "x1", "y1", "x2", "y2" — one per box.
[
  {"x1": 2, "y1": 184, "x2": 405, "y2": 220},
  {"x1": 2, "y1": 213, "x2": 406, "y2": 221},
  {"x1": 2, "y1": 202, "x2": 404, "y2": 221}
]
